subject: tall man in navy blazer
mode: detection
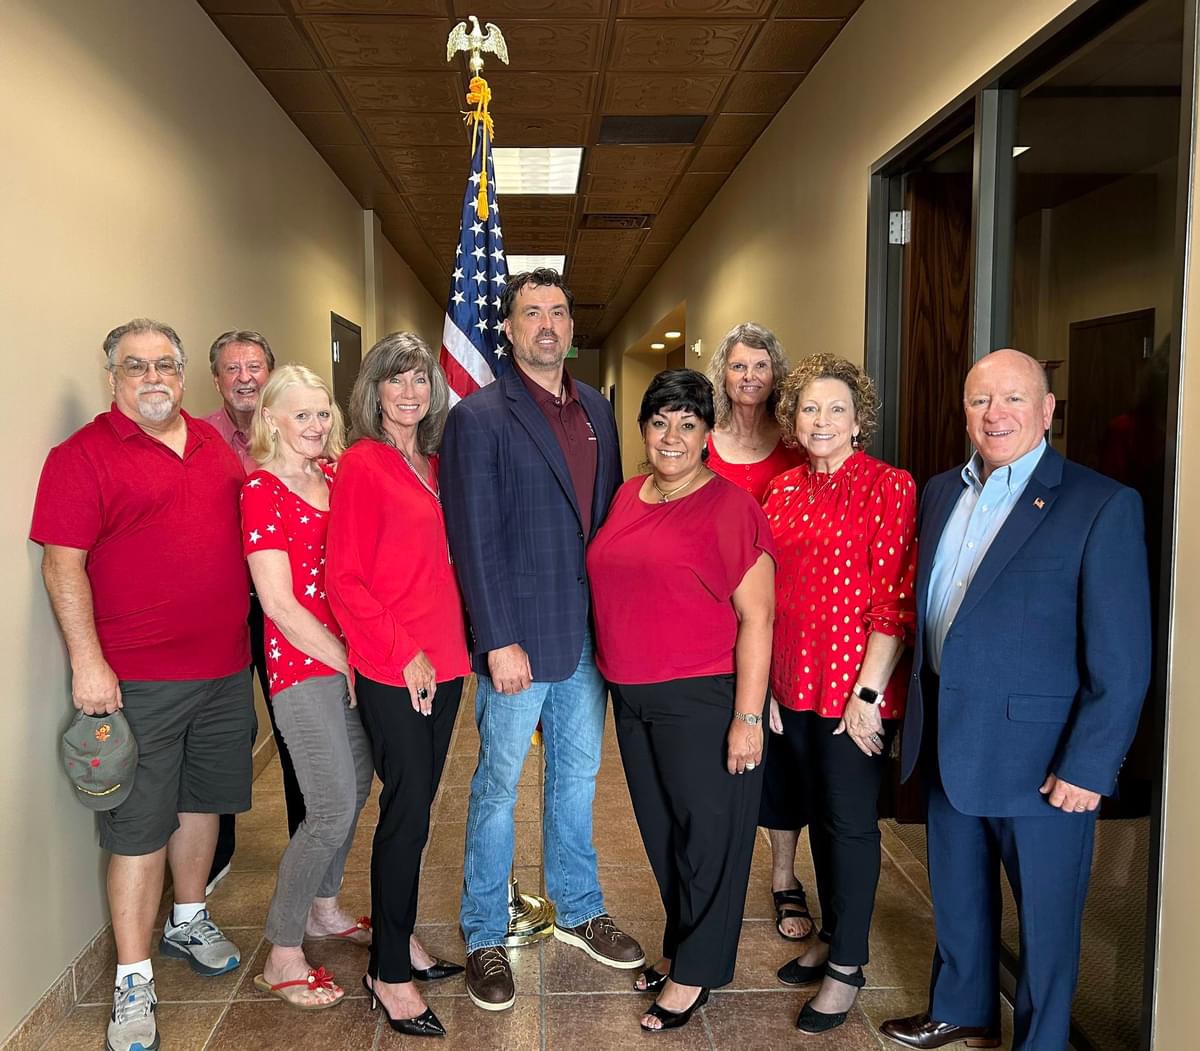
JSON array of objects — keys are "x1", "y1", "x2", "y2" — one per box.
[
  {"x1": 881, "y1": 350, "x2": 1151, "y2": 1051},
  {"x1": 441, "y1": 269, "x2": 645, "y2": 1013}
]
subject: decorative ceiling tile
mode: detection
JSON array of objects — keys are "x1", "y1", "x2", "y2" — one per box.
[
  {"x1": 501, "y1": 114, "x2": 592, "y2": 147},
  {"x1": 587, "y1": 145, "x2": 691, "y2": 174},
  {"x1": 292, "y1": 0, "x2": 445, "y2": 12},
  {"x1": 600, "y1": 73, "x2": 728, "y2": 114},
  {"x1": 722, "y1": 71, "x2": 805, "y2": 112},
  {"x1": 211, "y1": 15, "x2": 318, "y2": 68},
  {"x1": 774, "y1": 0, "x2": 863, "y2": 16},
  {"x1": 316, "y1": 144, "x2": 395, "y2": 194},
  {"x1": 452, "y1": 0, "x2": 607, "y2": 13},
  {"x1": 338, "y1": 73, "x2": 463, "y2": 111},
  {"x1": 584, "y1": 171, "x2": 678, "y2": 196},
  {"x1": 360, "y1": 111, "x2": 470, "y2": 147},
  {"x1": 742, "y1": 18, "x2": 843, "y2": 72},
  {"x1": 380, "y1": 146, "x2": 466, "y2": 173},
  {"x1": 308, "y1": 19, "x2": 451, "y2": 70},
  {"x1": 705, "y1": 111, "x2": 771, "y2": 145},
  {"x1": 584, "y1": 193, "x2": 664, "y2": 213},
  {"x1": 498, "y1": 22, "x2": 606, "y2": 71},
  {"x1": 483, "y1": 72, "x2": 599, "y2": 115},
  {"x1": 393, "y1": 170, "x2": 472, "y2": 194},
  {"x1": 198, "y1": 0, "x2": 282, "y2": 12},
  {"x1": 257, "y1": 70, "x2": 343, "y2": 111},
  {"x1": 616, "y1": 0, "x2": 772, "y2": 14},
  {"x1": 609, "y1": 21, "x2": 756, "y2": 72}
]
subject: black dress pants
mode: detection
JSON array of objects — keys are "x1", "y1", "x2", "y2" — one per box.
[
  {"x1": 355, "y1": 674, "x2": 463, "y2": 983},
  {"x1": 774, "y1": 705, "x2": 894, "y2": 967},
  {"x1": 612, "y1": 676, "x2": 763, "y2": 989}
]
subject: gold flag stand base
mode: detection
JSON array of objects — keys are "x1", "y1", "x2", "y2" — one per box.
[{"x1": 505, "y1": 873, "x2": 555, "y2": 947}]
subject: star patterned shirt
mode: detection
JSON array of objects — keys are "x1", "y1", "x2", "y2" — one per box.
[
  {"x1": 762, "y1": 451, "x2": 917, "y2": 719},
  {"x1": 240, "y1": 464, "x2": 343, "y2": 697}
]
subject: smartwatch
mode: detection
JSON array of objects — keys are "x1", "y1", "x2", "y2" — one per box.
[{"x1": 852, "y1": 683, "x2": 884, "y2": 705}]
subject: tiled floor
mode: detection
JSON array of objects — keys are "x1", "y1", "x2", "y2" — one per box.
[{"x1": 38, "y1": 682, "x2": 1014, "y2": 1049}]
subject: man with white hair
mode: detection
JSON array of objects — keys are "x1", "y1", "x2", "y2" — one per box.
[{"x1": 31, "y1": 319, "x2": 253, "y2": 1051}]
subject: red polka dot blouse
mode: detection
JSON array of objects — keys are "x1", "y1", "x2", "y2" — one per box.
[{"x1": 762, "y1": 450, "x2": 917, "y2": 719}]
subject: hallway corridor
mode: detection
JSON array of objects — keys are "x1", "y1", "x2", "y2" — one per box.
[{"x1": 33, "y1": 683, "x2": 1013, "y2": 1050}]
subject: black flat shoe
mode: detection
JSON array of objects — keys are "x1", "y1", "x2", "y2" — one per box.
[
  {"x1": 634, "y1": 966, "x2": 668, "y2": 992},
  {"x1": 777, "y1": 955, "x2": 826, "y2": 986},
  {"x1": 362, "y1": 976, "x2": 446, "y2": 1037},
  {"x1": 640, "y1": 987, "x2": 709, "y2": 1032},
  {"x1": 411, "y1": 958, "x2": 465, "y2": 982},
  {"x1": 795, "y1": 964, "x2": 865, "y2": 1034}
]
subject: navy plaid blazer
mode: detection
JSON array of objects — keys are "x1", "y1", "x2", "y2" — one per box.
[{"x1": 441, "y1": 368, "x2": 622, "y2": 682}]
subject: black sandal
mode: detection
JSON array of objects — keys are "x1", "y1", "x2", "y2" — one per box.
[
  {"x1": 634, "y1": 966, "x2": 668, "y2": 992},
  {"x1": 772, "y1": 886, "x2": 814, "y2": 941},
  {"x1": 640, "y1": 987, "x2": 710, "y2": 1032},
  {"x1": 795, "y1": 964, "x2": 865, "y2": 1034}
]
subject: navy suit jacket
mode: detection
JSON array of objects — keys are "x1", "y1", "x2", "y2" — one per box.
[
  {"x1": 899, "y1": 445, "x2": 1151, "y2": 817},
  {"x1": 440, "y1": 368, "x2": 622, "y2": 682}
]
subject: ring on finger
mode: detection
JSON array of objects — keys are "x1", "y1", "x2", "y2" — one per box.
[
  {"x1": 746, "y1": 762, "x2": 757, "y2": 770},
  {"x1": 417, "y1": 687, "x2": 429, "y2": 700}
]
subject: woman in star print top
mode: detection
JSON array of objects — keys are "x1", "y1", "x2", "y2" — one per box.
[
  {"x1": 239, "y1": 365, "x2": 373, "y2": 1010},
  {"x1": 703, "y1": 322, "x2": 811, "y2": 945},
  {"x1": 763, "y1": 355, "x2": 916, "y2": 1035}
]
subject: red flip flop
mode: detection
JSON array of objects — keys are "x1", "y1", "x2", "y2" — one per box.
[
  {"x1": 308, "y1": 915, "x2": 371, "y2": 944},
  {"x1": 253, "y1": 966, "x2": 344, "y2": 1011}
]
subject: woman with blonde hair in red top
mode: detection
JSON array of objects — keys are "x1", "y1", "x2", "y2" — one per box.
[
  {"x1": 764, "y1": 354, "x2": 917, "y2": 1034},
  {"x1": 326, "y1": 332, "x2": 470, "y2": 1039}
]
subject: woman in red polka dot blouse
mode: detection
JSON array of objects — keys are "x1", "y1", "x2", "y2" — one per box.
[{"x1": 762, "y1": 354, "x2": 917, "y2": 1035}]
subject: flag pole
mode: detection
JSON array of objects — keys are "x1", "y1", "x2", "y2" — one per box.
[{"x1": 445, "y1": 16, "x2": 555, "y2": 946}]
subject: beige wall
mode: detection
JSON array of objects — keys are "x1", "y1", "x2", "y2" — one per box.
[
  {"x1": 381, "y1": 238, "x2": 445, "y2": 349},
  {"x1": 0, "y1": 0, "x2": 436, "y2": 1039}
]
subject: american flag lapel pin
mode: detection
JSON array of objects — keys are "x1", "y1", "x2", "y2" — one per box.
[{"x1": 1034, "y1": 497, "x2": 1045, "y2": 509}]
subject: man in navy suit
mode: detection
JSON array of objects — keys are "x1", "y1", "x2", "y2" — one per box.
[
  {"x1": 881, "y1": 350, "x2": 1151, "y2": 1051},
  {"x1": 441, "y1": 269, "x2": 644, "y2": 1013}
]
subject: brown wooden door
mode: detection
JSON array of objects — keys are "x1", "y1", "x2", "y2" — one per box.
[{"x1": 331, "y1": 313, "x2": 362, "y2": 425}]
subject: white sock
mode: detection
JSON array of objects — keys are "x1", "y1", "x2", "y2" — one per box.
[
  {"x1": 171, "y1": 901, "x2": 206, "y2": 926},
  {"x1": 115, "y1": 960, "x2": 152, "y2": 985}
]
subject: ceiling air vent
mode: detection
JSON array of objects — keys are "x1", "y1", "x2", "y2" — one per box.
[
  {"x1": 598, "y1": 115, "x2": 706, "y2": 145},
  {"x1": 581, "y1": 213, "x2": 652, "y2": 230}
]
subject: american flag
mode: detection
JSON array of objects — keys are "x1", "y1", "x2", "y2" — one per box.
[{"x1": 439, "y1": 126, "x2": 509, "y2": 404}]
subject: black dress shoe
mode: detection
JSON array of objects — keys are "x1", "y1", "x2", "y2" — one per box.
[
  {"x1": 411, "y1": 958, "x2": 465, "y2": 982},
  {"x1": 777, "y1": 955, "x2": 825, "y2": 986},
  {"x1": 879, "y1": 1012, "x2": 1001, "y2": 1049},
  {"x1": 640, "y1": 987, "x2": 709, "y2": 1032},
  {"x1": 795, "y1": 964, "x2": 865, "y2": 1034},
  {"x1": 362, "y1": 976, "x2": 446, "y2": 1038},
  {"x1": 635, "y1": 965, "x2": 668, "y2": 992}
]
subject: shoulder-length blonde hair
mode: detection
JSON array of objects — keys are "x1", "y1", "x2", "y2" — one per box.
[
  {"x1": 249, "y1": 364, "x2": 345, "y2": 465},
  {"x1": 348, "y1": 332, "x2": 450, "y2": 456},
  {"x1": 706, "y1": 321, "x2": 790, "y2": 428},
  {"x1": 775, "y1": 354, "x2": 880, "y2": 448}
]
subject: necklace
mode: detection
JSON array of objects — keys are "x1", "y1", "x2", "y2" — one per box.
[
  {"x1": 652, "y1": 467, "x2": 704, "y2": 503},
  {"x1": 385, "y1": 437, "x2": 440, "y2": 505}
]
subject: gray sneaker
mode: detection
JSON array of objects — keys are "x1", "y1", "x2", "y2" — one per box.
[
  {"x1": 107, "y1": 974, "x2": 159, "y2": 1051},
  {"x1": 159, "y1": 909, "x2": 240, "y2": 976}
]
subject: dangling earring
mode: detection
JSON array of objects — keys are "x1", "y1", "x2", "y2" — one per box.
[
  {"x1": 851, "y1": 433, "x2": 861, "y2": 449},
  {"x1": 271, "y1": 430, "x2": 279, "y2": 442}
]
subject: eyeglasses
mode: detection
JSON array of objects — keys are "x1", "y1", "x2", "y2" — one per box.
[{"x1": 110, "y1": 357, "x2": 183, "y2": 378}]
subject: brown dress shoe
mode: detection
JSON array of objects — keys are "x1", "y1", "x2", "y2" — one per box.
[
  {"x1": 553, "y1": 914, "x2": 646, "y2": 969},
  {"x1": 879, "y1": 1013, "x2": 1001, "y2": 1049},
  {"x1": 465, "y1": 946, "x2": 515, "y2": 1012}
]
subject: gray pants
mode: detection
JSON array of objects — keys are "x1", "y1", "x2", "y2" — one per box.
[{"x1": 264, "y1": 674, "x2": 373, "y2": 947}]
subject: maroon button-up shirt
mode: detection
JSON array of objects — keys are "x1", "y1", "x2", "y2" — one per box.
[{"x1": 515, "y1": 363, "x2": 598, "y2": 536}]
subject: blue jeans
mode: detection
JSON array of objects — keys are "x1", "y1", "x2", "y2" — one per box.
[{"x1": 460, "y1": 635, "x2": 607, "y2": 951}]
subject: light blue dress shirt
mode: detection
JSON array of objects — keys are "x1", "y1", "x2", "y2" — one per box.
[{"x1": 925, "y1": 440, "x2": 1046, "y2": 673}]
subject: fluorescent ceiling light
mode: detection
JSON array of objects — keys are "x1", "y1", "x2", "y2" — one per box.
[
  {"x1": 506, "y1": 254, "x2": 566, "y2": 274},
  {"x1": 1012, "y1": 145, "x2": 1031, "y2": 157},
  {"x1": 664, "y1": 330, "x2": 682, "y2": 338},
  {"x1": 493, "y1": 148, "x2": 583, "y2": 195},
  {"x1": 650, "y1": 342, "x2": 666, "y2": 350}
]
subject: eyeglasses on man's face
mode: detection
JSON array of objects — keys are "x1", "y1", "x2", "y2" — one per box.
[{"x1": 110, "y1": 357, "x2": 183, "y2": 378}]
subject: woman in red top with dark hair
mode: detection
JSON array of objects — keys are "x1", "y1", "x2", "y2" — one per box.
[
  {"x1": 326, "y1": 333, "x2": 470, "y2": 1039},
  {"x1": 704, "y1": 321, "x2": 811, "y2": 945},
  {"x1": 588, "y1": 369, "x2": 776, "y2": 1035},
  {"x1": 764, "y1": 354, "x2": 917, "y2": 1036}
]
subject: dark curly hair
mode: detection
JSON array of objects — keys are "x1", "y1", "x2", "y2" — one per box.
[{"x1": 775, "y1": 354, "x2": 880, "y2": 448}]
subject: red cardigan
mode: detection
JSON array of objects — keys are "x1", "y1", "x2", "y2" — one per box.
[{"x1": 326, "y1": 439, "x2": 469, "y2": 688}]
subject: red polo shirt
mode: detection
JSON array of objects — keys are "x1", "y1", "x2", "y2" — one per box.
[
  {"x1": 30, "y1": 405, "x2": 250, "y2": 681},
  {"x1": 515, "y1": 363, "x2": 598, "y2": 536}
]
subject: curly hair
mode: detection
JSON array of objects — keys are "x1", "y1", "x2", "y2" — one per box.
[
  {"x1": 775, "y1": 354, "x2": 880, "y2": 448},
  {"x1": 706, "y1": 322, "x2": 789, "y2": 428}
]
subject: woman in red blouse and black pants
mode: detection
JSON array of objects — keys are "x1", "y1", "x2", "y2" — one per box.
[
  {"x1": 589, "y1": 370, "x2": 776, "y2": 1034},
  {"x1": 764, "y1": 355, "x2": 917, "y2": 1035},
  {"x1": 326, "y1": 333, "x2": 470, "y2": 1039}
]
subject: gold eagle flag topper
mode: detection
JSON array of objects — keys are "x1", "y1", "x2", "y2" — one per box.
[{"x1": 447, "y1": 16, "x2": 509, "y2": 221}]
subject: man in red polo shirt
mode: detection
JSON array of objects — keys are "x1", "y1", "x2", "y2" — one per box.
[{"x1": 31, "y1": 319, "x2": 253, "y2": 1051}]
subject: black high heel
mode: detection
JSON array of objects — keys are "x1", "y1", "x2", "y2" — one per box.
[
  {"x1": 640, "y1": 987, "x2": 709, "y2": 1032},
  {"x1": 411, "y1": 958, "x2": 465, "y2": 982},
  {"x1": 362, "y1": 976, "x2": 446, "y2": 1037},
  {"x1": 795, "y1": 964, "x2": 865, "y2": 1034},
  {"x1": 634, "y1": 965, "x2": 668, "y2": 993}
]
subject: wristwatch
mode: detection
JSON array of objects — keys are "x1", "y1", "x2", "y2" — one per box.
[
  {"x1": 733, "y1": 711, "x2": 763, "y2": 726},
  {"x1": 852, "y1": 683, "x2": 884, "y2": 705}
]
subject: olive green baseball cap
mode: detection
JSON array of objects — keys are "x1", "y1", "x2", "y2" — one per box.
[{"x1": 60, "y1": 710, "x2": 137, "y2": 811}]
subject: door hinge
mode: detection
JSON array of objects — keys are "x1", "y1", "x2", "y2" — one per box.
[{"x1": 888, "y1": 210, "x2": 911, "y2": 245}]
